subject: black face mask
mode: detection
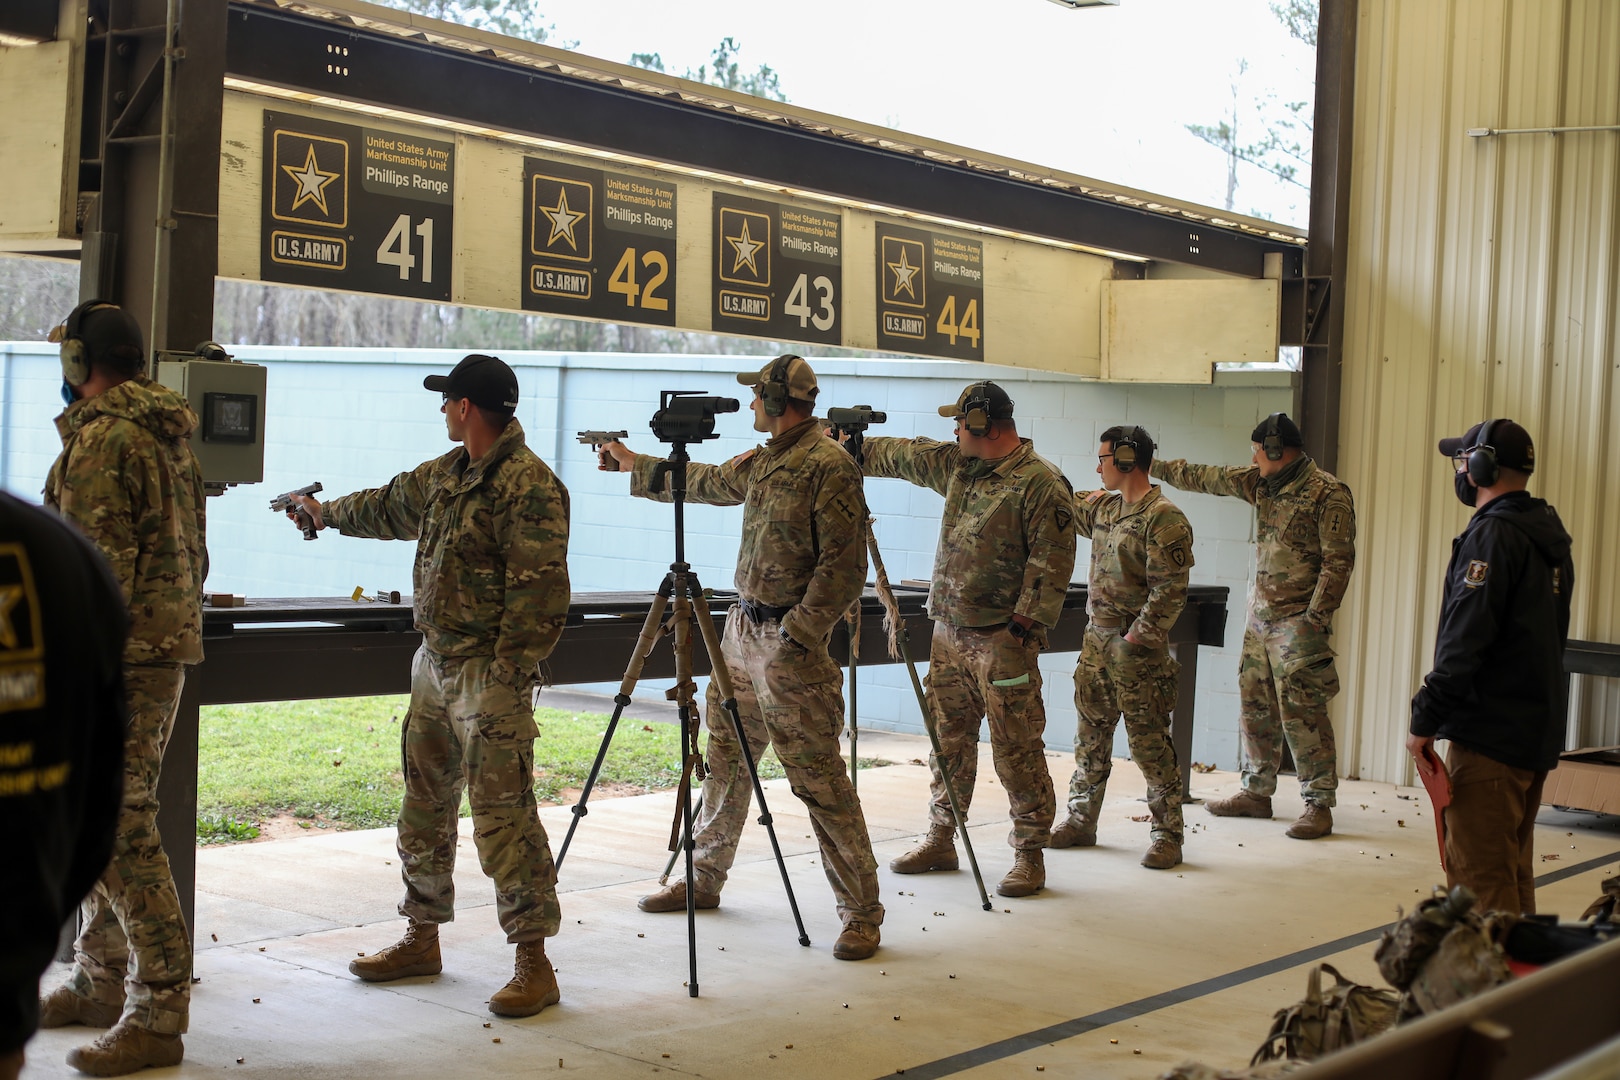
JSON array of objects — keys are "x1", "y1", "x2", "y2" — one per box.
[{"x1": 1453, "y1": 471, "x2": 1478, "y2": 507}]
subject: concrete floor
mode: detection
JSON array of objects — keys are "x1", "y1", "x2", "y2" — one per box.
[{"x1": 22, "y1": 732, "x2": 1620, "y2": 1080}]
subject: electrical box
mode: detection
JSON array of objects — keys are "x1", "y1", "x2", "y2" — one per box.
[{"x1": 156, "y1": 359, "x2": 268, "y2": 486}]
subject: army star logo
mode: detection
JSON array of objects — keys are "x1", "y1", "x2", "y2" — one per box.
[
  {"x1": 0, "y1": 584, "x2": 22, "y2": 649},
  {"x1": 281, "y1": 146, "x2": 340, "y2": 218},
  {"x1": 888, "y1": 247, "x2": 920, "y2": 300},
  {"x1": 1464, "y1": 559, "x2": 1489, "y2": 588},
  {"x1": 541, "y1": 187, "x2": 587, "y2": 250},
  {"x1": 727, "y1": 219, "x2": 764, "y2": 276}
]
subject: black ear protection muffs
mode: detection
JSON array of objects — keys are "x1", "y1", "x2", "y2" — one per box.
[
  {"x1": 961, "y1": 383, "x2": 994, "y2": 438},
  {"x1": 1261, "y1": 412, "x2": 1286, "y2": 462},
  {"x1": 1467, "y1": 418, "x2": 1503, "y2": 487},
  {"x1": 1113, "y1": 425, "x2": 1143, "y2": 472},
  {"x1": 57, "y1": 299, "x2": 115, "y2": 387},
  {"x1": 759, "y1": 354, "x2": 797, "y2": 418}
]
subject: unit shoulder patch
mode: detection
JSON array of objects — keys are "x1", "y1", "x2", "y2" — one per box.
[
  {"x1": 1464, "y1": 559, "x2": 1489, "y2": 588},
  {"x1": 1321, "y1": 499, "x2": 1353, "y2": 541}
]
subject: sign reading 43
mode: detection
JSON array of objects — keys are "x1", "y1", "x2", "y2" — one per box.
[{"x1": 712, "y1": 193, "x2": 842, "y2": 345}]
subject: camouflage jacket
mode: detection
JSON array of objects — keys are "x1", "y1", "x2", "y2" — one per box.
[
  {"x1": 1072, "y1": 484, "x2": 1193, "y2": 650},
  {"x1": 629, "y1": 418, "x2": 866, "y2": 646},
  {"x1": 862, "y1": 436, "x2": 1075, "y2": 629},
  {"x1": 1150, "y1": 455, "x2": 1355, "y2": 624},
  {"x1": 324, "y1": 419, "x2": 570, "y2": 689},
  {"x1": 45, "y1": 375, "x2": 207, "y2": 666}
]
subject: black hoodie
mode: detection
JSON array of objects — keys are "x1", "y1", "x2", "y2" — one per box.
[{"x1": 1411, "y1": 490, "x2": 1575, "y2": 771}]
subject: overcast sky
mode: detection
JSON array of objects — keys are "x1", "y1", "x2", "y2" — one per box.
[{"x1": 532, "y1": 0, "x2": 1316, "y2": 227}]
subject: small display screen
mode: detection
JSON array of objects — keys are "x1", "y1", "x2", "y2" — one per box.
[{"x1": 203, "y1": 392, "x2": 257, "y2": 443}]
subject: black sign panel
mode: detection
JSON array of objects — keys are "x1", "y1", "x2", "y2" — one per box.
[
  {"x1": 874, "y1": 223, "x2": 984, "y2": 361},
  {"x1": 522, "y1": 158, "x2": 678, "y2": 326},
  {"x1": 260, "y1": 111, "x2": 453, "y2": 300},
  {"x1": 711, "y1": 194, "x2": 842, "y2": 344}
]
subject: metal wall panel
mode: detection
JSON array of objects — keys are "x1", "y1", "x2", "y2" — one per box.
[{"x1": 1337, "y1": 0, "x2": 1620, "y2": 783}]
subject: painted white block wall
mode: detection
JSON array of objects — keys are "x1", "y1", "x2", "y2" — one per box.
[{"x1": 0, "y1": 343, "x2": 1293, "y2": 769}]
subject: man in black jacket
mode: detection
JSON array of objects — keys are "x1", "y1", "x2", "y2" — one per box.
[
  {"x1": 0, "y1": 493, "x2": 127, "y2": 1079},
  {"x1": 1408, "y1": 419, "x2": 1574, "y2": 915}
]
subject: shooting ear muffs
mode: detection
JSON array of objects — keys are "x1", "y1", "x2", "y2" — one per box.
[
  {"x1": 1467, "y1": 418, "x2": 1504, "y2": 487},
  {"x1": 1113, "y1": 426, "x2": 1143, "y2": 472},
  {"x1": 759, "y1": 354, "x2": 797, "y2": 418},
  {"x1": 961, "y1": 383, "x2": 994, "y2": 438},
  {"x1": 56, "y1": 299, "x2": 115, "y2": 387},
  {"x1": 1261, "y1": 412, "x2": 1286, "y2": 462}
]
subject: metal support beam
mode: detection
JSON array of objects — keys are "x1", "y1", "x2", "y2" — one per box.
[
  {"x1": 224, "y1": 3, "x2": 1299, "y2": 279},
  {"x1": 1297, "y1": 0, "x2": 1358, "y2": 473}
]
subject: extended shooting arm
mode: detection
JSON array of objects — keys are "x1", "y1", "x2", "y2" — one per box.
[{"x1": 270, "y1": 481, "x2": 324, "y2": 540}]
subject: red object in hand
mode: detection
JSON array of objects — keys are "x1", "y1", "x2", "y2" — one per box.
[{"x1": 1418, "y1": 744, "x2": 1452, "y2": 872}]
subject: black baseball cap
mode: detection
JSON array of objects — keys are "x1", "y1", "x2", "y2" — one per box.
[
  {"x1": 1251, "y1": 412, "x2": 1304, "y2": 448},
  {"x1": 424, "y1": 354, "x2": 519, "y2": 411},
  {"x1": 938, "y1": 381, "x2": 1015, "y2": 421},
  {"x1": 1439, "y1": 419, "x2": 1535, "y2": 474}
]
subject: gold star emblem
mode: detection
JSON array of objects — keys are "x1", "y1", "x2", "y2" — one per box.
[
  {"x1": 727, "y1": 219, "x2": 764, "y2": 276},
  {"x1": 0, "y1": 584, "x2": 22, "y2": 650},
  {"x1": 541, "y1": 187, "x2": 588, "y2": 250},
  {"x1": 281, "y1": 145, "x2": 340, "y2": 218},
  {"x1": 888, "y1": 247, "x2": 920, "y2": 300}
]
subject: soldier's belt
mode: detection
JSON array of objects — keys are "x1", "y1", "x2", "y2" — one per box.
[
  {"x1": 738, "y1": 598, "x2": 795, "y2": 624},
  {"x1": 1087, "y1": 616, "x2": 1125, "y2": 630}
]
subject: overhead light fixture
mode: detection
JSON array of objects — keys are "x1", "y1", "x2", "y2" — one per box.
[{"x1": 1046, "y1": 0, "x2": 1119, "y2": 8}]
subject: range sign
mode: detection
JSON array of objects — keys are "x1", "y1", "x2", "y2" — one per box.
[
  {"x1": 260, "y1": 111, "x2": 453, "y2": 300},
  {"x1": 711, "y1": 194, "x2": 842, "y2": 344},
  {"x1": 874, "y1": 222, "x2": 984, "y2": 361},
  {"x1": 522, "y1": 157, "x2": 678, "y2": 326}
]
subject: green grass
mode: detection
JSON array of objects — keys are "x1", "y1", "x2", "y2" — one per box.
[{"x1": 198, "y1": 695, "x2": 889, "y2": 843}]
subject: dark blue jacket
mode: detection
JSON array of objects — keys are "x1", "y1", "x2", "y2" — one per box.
[{"x1": 1411, "y1": 490, "x2": 1575, "y2": 771}]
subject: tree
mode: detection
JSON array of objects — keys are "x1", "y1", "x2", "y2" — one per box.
[{"x1": 631, "y1": 37, "x2": 787, "y2": 103}]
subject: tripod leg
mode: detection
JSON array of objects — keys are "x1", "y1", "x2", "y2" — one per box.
[
  {"x1": 659, "y1": 792, "x2": 702, "y2": 885},
  {"x1": 847, "y1": 607, "x2": 860, "y2": 792},
  {"x1": 864, "y1": 529, "x2": 992, "y2": 911},
  {"x1": 555, "y1": 591, "x2": 671, "y2": 872},
  {"x1": 669, "y1": 581, "x2": 703, "y2": 997},
  {"x1": 688, "y1": 594, "x2": 812, "y2": 947}
]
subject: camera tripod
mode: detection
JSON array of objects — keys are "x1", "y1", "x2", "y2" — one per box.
[
  {"x1": 553, "y1": 439, "x2": 808, "y2": 997},
  {"x1": 837, "y1": 415, "x2": 992, "y2": 911}
]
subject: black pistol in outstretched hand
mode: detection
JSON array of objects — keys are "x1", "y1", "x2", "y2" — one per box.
[
  {"x1": 577, "y1": 430, "x2": 629, "y2": 472},
  {"x1": 271, "y1": 482, "x2": 324, "y2": 540}
]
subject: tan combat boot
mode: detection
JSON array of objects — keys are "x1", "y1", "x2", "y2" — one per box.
[
  {"x1": 996, "y1": 850, "x2": 1045, "y2": 897},
  {"x1": 488, "y1": 939, "x2": 560, "y2": 1017},
  {"x1": 64, "y1": 1022, "x2": 183, "y2": 1076},
  {"x1": 1204, "y1": 791, "x2": 1274, "y2": 818},
  {"x1": 637, "y1": 880, "x2": 721, "y2": 913},
  {"x1": 889, "y1": 824, "x2": 959, "y2": 874},
  {"x1": 349, "y1": 921, "x2": 442, "y2": 982},
  {"x1": 39, "y1": 986, "x2": 122, "y2": 1029},
  {"x1": 1048, "y1": 817, "x2": 1097, "y2": 849},
  {"x1": 1286, "y1": 803, "x2": 1333, "y2": 839},
  {"x1": 1140, "y1": 837, "x2": 1184, "y2": 870},
  {"x1": 832, "y1": 919, "x2": 880, "y2": 961}
]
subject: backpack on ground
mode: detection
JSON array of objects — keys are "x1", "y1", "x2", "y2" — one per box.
[{"x1": 1249, "y1": 963, "x2": 1400, "y2": 1065}]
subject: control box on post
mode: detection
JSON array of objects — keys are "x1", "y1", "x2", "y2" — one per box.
[{"x1": 156, "y1": 354, "x2": 268, "y2": 490}]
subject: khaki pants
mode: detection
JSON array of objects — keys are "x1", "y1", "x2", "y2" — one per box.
[{"x1": 1443, "y1": 743, "x2": 1547, "y2": 916}]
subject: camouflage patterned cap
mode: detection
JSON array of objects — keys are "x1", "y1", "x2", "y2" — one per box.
[{"x1": 737, "y1": 354, "x2": 819, "y2": 401}]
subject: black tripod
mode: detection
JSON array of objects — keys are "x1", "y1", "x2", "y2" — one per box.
[
  {"x1": 833, "y1": 412, "x2": 992, "y2": 911},
  {"x1": 554, "y1": 438, "x2": 809, "y2": 997}
]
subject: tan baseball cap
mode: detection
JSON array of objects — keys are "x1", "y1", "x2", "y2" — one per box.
[{"x1": 737, "y1": 354, "x2": 819, "y2": 402}]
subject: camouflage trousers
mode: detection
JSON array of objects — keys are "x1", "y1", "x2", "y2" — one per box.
[
  {"x1": 688, "y1": 607, "x2": 882, "y2": 925},
  {"x1": 1237, "y1": 614, "x2": 1340, "y2": 807},
  {"x1": 922, "y1": 622, "x2": 1056, "y2": 851},
  {"x1": 1067, "y1": 625, "x2": 1184, "y2": 844},
  {"x1": 67, "y1": 664, "x2": 191, "y2": 1034},
  {"x1": 397, "y1": 647, "x2": 560, "y2": 942}
]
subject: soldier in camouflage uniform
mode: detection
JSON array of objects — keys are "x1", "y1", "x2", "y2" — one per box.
[
  {"x1": 861, "y1": 382, "x2": 1075, "y2": 898},
  {"x1": 1151, "y1": 412, "x2": 1356, "y2": 840},
  {"x1": 599, "y1": 355, "x2": 884, "y2": 960},
  {"x1": 37, "y1": 302, "x2": 206, "y2": 1076},
  {"x1": 1052, "y1": 426, "x2": 1193, "y2": 870},
  {"x1": 289, "y1": 355, "x2": 570, "y2": 1017}
]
